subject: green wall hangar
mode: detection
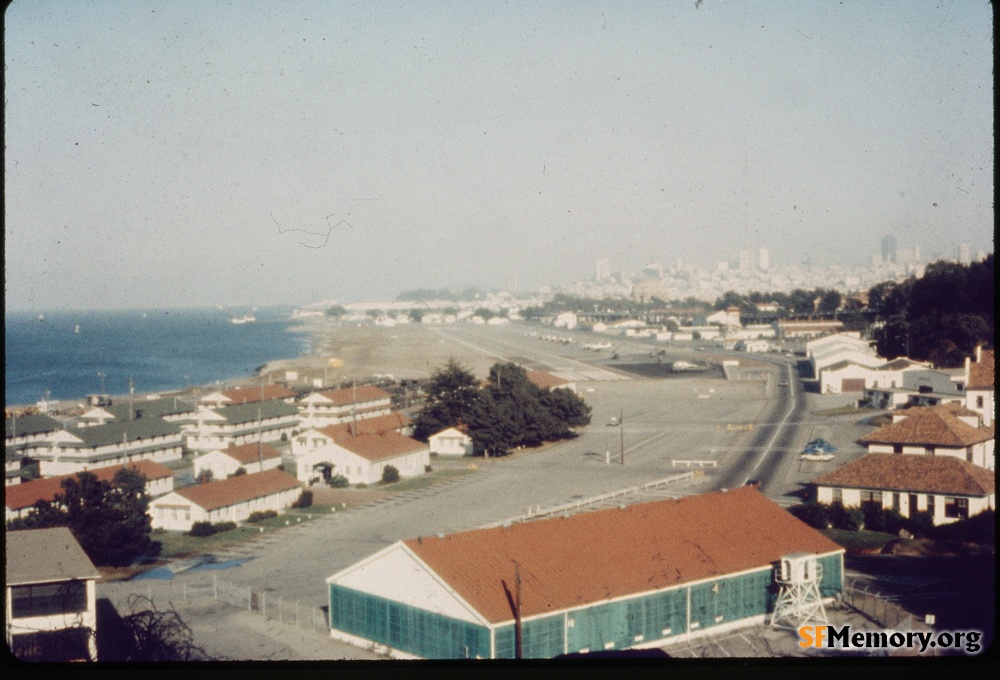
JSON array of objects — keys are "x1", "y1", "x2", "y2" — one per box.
[{"x1": 325, "y1": 487, "x2": 845, "y2": 659}]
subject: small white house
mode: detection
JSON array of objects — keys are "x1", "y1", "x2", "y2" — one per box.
[
  {"x1": 193, "y1": 442, "x2": 283, "y2": 480},
  {"x1": 858, "y1": 404, "x2": 994, "y2": 471},
  {"x1": 429, "y1": 427, "x2": 474, "y2": 457},
  {"x1": 294, "y1": 430, "x2": 430, "y2": 486},
  {"x1": 554, "y1": 312, "x2": 578, "y2": 330},
  {"x1": 149, "y1": 468, "x2": 302, "y2": 532}
]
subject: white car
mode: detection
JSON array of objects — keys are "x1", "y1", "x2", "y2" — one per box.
[{"x1": 800, "y1": 452, "x2": 835, "y2": 462}]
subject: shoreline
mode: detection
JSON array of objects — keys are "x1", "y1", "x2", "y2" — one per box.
[{"x1": 5, "y1": 314, "x2": 317, "y2": 414}]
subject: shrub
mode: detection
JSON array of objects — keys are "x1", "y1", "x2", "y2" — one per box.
[
  {"x1": 424, "y1": 464, "x2": 433, "y2": 473},
  {"x1": 327, "y1": 474, "x2": 349, "y2": 488},
  {"x1": 213, "y1": 521, "x2": 237, "y2": 533},
  {"x1": 905, "y1": 510, "x2": 935, "y2": 538},
  {"x1": 356, "y1": 483, "x2": 368, "y2": 489},
  {"x1": 188, "y1": 522, "x2": 216, "y2": 537},
  {"x1": 195, "y1": 469, "x2": 214, "y2": 485},
  {"x1": 292, "y1": 490, "x2": 313, "y2": 509},
  {"x1": 827, "y1": 501, "x2": 864, "y2": 531},
  {"x1": 247, "y1": 510, "x2": 278, "y2": 523},
  {"x1": 228, "y1": 467, "x2": 247, "y2": 478},
  {"x1": 787, "y1": 502, "x2": 829, "y2": 530},
  {"x1": 381, "y1": 465, "x2": 400, "y2": 484}
]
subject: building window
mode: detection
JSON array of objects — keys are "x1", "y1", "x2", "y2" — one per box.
[
  {"x1": 944, "y1": 497, "x2": 969, "y2": 519},
  {"x1": 832, "y1": 488, "x2": 843, "y2": 504},
  {"x1": 11, "y1": 628, "x2": 93, "y2": 662},
  {"x1": 893, "y1": 444, "x2": 903, "y2": 454},
  {"x1": 926, "y1": 495, "x2": 935, "y2": 516},
  {"x1": 860, "y1": 491, "x2": 882, "y2": 512},
  {"x1": 976, "y1": 396, "x2": 985, "y2": 408},
  {"x1": 10, "y1": 580, "x2": 88, "y2": 618},
  {"x1": 892, "y1": 493, "x2": 900, "y2": 512}
]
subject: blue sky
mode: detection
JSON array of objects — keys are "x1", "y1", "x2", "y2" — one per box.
[{"x1": 4, "y1": 0, "x2": 993, "y2": 310}]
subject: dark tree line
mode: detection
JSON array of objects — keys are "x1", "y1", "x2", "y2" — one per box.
[
  {"x1": 869, "y1": 256, "x2": 993, "y2": 366},
  {"x1": 412, "y1": 359, "x2": 592, "y2": 457},
  {"x1": 7, "y1": 468, "x2": 156, "y2": 567}
]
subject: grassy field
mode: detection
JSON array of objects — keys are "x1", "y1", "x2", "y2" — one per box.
[{"x1": 822, "y1": 528, "x2": 897, "y2": 552}]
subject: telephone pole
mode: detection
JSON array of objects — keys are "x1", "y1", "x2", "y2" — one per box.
[{"x1": 619, "y1": 409, "x2": 625, "y2": 465}]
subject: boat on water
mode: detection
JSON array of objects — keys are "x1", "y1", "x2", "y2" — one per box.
[
  {"x1": 230, "y1": 314, "x2": 256, "y2": 324},
  {"x1": 74, "y1": 324, "x2": 80, "y2": 334}
]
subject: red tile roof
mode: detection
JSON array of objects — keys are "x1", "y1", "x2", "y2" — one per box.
[
  {"x1": 6, "y1": 460, "x2": 174, "y2": 512},
  {"x1": 315, "y1": 412, "x2": 411, "y2": 439},
  {"x1": 176, "y1": 468, "x2": 300, "y2": 511},
  {"x1": 859, "y1": 406, "x2": 993, "y2": 447},
  {"x1": 321, "y1": 430, "x2": 427, "y2": 463},
  {"x1": 221, "y1": 385, "x2": 296, "y2": 404},
  {"x1": 526, "y1": 371, "x2": 572, "y2": 389},
  {"x1": 402, "y1": 486, "x2": 841, "y2": 624},
  {"x1": 314, "y1": 385, "x2": 392, "y2": 406},
  {"x1": 219, "y1": 442, "x2": 282, "y2": 465},
  {"x1": 968, "y1": 348, "x2": 995, "y2": 389},
  {"x1": 812, "y1": 454, "x2": 995, "y2": 497}
]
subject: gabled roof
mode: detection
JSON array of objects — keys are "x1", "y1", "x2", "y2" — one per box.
[
  {"x1": 108, "y1": 396, "x2": 196, "y2": 420},
  {"x1": 215, "y1": 442, "x2": 282, "y2": 465},
  {"x1": 62, "y1": 418, "x2": 181, "y2": 447},
  {"x1": 174, "y1": 468, "x2": 300, "y2": 511},
  {"x1": 314, "y1": 413, "x2": 412, "y2": 439},
  {"x1": 324, "y1": 430, "x2": 427, "y2": 463},
  {"x1": 219, "y1": 384, "x2": 297, "y2": 404},
  {"x1": 400, "y1": 487, "x2": 841, "y2": 624},
  {"x1": 822, "y1": 360, "x2": 866, "y2": 372},
  {"x1": 306, "y1": 385, "x2": 392, "y2": 406},
  {"x1": 6, "y1": 460, "x2": 174, "y2": 512},
  {"x1": 6, "y1": 527, "x2": 101, "y2": 585},
  {"x1": 6, "y1": 413, "x2": 63, "y2": 438},
  {"x1": 859, "y1": 406, "x2": 993, "y2": 447},
  {"x1": 812, "y1": 455, "x2": 994, "y2": 497},
  {"x1": 215, "y1": 400, "x2": 299, "y2": 424},
  {"x1": 878, "y1": 358, "x2": 927, "y2": 371},
  {"x1": 968, "y1": 348, "x2": 995, "y2": 389}
]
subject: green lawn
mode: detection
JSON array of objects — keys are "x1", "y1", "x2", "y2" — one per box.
[{"x1": 821, "y1": 528, "x2": 897, "y2": 552}]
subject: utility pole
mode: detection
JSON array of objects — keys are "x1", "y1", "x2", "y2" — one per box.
[
  {"x1": 351, "y1": 381, "x2": 358, "y2": 437},
  {"x1": 128, "y1": 379, "x2": 135, "y2": 420},
  {"x1": 257, "y1": 405, "x2": 263, "y2": 471},
  {"x1": 619, "y1": 409, "x2": 625, "y2": 465},
  {"x1": 514, "y1": 562, "x2": 523, "y2": 660}
]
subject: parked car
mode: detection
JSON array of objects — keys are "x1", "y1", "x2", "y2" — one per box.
[
  {"x1": 778, "y1": 380, "x2": 789, "y2": 387},
  {"x1": 800, "y1": 451, "x2": 835, "y2": 462},
  {"x1": 806, "y1": 439, "x2": 837, "y2": 453}
]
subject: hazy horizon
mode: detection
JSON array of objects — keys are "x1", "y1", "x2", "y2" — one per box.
[{"x1": 5, "y1": 1, "x2": 993, "y2": 312}]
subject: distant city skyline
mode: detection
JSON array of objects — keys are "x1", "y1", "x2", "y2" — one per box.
[{"x1": 5, "y1": 1, "x2": 993, "y2": 311}]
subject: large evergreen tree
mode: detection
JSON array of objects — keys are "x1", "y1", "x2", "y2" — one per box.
[
  {"x1": 412, "y1": 359, "x2": 484, "y2": 441},
  {"x1": 411, "y1": 360, "x2": 592, "y2": 457}
]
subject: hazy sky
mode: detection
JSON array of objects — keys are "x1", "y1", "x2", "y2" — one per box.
[{"x1": 5, "y1": 0, "x2": 993, "y2": 311}]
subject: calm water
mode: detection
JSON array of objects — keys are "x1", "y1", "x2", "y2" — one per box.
[{"x1": 5, "y1": 307, "x2": 309, "y2": 407}]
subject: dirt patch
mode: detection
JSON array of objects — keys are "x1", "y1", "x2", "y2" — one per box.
[{"x1": 879, "y1": 537, "x2": 995, "y2": 557}]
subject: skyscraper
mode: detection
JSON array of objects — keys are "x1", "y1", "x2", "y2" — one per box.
[
  {"x1": 595, "y1": 259, "x2": 611, "y2": 282},
  {"x1": 880, "y1": 235, "x2": 898, "y2": 264}
]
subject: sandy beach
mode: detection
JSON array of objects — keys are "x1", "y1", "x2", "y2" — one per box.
[{"x1": 258, "y1": 317, "x2": 509, "y2": 388}]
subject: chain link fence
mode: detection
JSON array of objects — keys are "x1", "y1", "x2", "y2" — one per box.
[{"x1": 840, "y1": 579, "x2": 930, "y2": 631}]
